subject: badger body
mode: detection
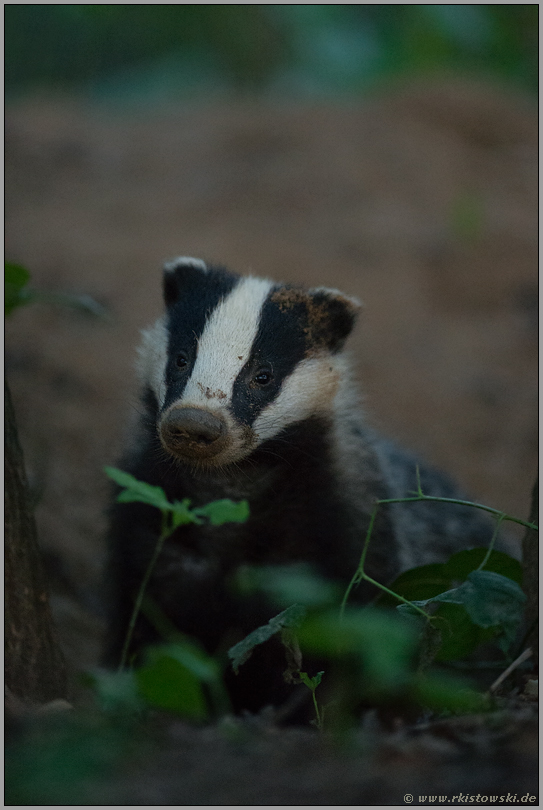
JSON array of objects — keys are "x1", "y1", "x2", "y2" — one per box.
[{"x1": 104, "y1": 257, "x2": 494, "y2": 713}]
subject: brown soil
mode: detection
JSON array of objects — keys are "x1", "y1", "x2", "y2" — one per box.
[{"x1": 5, "y1": 77, "x2": 538, "y2": 803}]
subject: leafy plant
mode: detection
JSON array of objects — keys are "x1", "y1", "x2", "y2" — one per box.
[
  {"x1": 377, "y1": 548, "x2": 525, "y2": 662},
  {"x1": 5, "y1": 261, "x2": 107, "y2": 318},
  {"x1": 100, "y1": 466, "x2": 533, "y2": 729},
  {"x1": 339, "y1": 470, "x2": 535, "y2": 663},
  {"x1": 104, "y1": 466, "x2": 249, "y2": 673},
  {"x1": 298, "y1": 671, "x2": 325, "y2": 730},
  {"x1": 228, "y1": 604, "x2": 306, "y2": 675}
]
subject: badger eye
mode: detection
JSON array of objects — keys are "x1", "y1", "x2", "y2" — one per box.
[
  {"x1": 175, "y1": 353, "x2": 189, "y2": 370},
  {"x1": 254, "y1": 369, "x2": 273, "y2": 386}
]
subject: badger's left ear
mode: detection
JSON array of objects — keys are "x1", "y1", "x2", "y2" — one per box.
[
  {"x1": 162, "y1": 256, "x2": 209, "y2": 308},
  {"x1": 307, "y1": 287, "x2": 362, "y2": 352}
]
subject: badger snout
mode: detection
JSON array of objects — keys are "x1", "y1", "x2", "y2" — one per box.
[{"x1": 159, "y1": 407, "x2": 228, "y2": 461}]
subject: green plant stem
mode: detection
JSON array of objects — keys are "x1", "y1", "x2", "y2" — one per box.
[
  {"x1": 311, "y1": 690, "x2": 322, "y2": 730},
  {"x1": 378, "y1": 494, "x2": 537, "y2": 532},
  {"x1": 118, "y1": 511, "x2": 171, "y2": 671},
  {"x1": 340, "y1": 505, "x2": 379, "y2": 616},
  {"x1": 476, "y1": 514, "x2": 505, "y2": 572},
  {"x1": 340, "y1": 486, "x2": 536, "y2": 619},
  {"x1": 340, "y1": 504, "x2": 430, "y2": 622}
]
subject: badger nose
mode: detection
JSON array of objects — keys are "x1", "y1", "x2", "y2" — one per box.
[{"x1": 159, "y1": 407, "x2": 227, "y2": 457}]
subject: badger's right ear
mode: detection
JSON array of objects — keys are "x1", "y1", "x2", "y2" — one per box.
[{"x1": 162, "y1": 257, "x2": 208, "y2": 307}]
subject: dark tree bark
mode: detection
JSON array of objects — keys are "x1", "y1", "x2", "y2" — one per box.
[
  {"x1": 5, "y1": 378, "x2": 67, "y2": 704},
  {"x1": 521, "y1": 475, "x2": 538, "y2": 663}
]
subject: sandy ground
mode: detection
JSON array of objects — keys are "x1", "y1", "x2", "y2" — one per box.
[{"x1": 4, "y1": 77, "x2": 538, "y2": 803}]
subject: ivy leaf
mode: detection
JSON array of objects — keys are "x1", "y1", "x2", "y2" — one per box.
[
  {"x1": 381, "y1": 548, "x2": 522, "y2": 609},
  {"x1": 192, "y1": 498, "x2": 249, "y2": 526},
  {"x1": 228, "y1": 604, "x2": 306, "y2": 674},
  {"x1": 379, "y1": 563, "x2": 452, "y2": 606},
  {"x1": 451, "y1": 571, "x2": 526, "y2": 650},
  {"x1": 399, "y1": 570, "x2": 526, "y2": 657},
  {"x1": 5, "y1": 262, "x2": 31, "y2": 315},
  {"x1": 104, "y1": 466, "x2": 173, "y2": 511},
  {"x1": 432, "y1": 603, "x2": 496, "y2": 662},
  {"x1": 442, "y1": 549, "x2": 523, "y2": 586}
]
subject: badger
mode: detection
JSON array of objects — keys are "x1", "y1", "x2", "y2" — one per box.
[{"x1": 104, "y1": 256, "x2": 494, "y2": 714}]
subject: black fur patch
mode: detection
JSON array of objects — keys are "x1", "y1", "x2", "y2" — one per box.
[
  {"x1": 229, "y1": 285, "x2": 357, "y2": 428},
  {"x1": 229, "y1": 287, "x2": 308, "y2": 426},
  {"x1": 162, "y1": 264, "x2": 238, "y2": 412}
]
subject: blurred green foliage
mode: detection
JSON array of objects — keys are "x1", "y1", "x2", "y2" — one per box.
[{"x1": 5, "y1": 5, "x2": 538, "y2": 101}]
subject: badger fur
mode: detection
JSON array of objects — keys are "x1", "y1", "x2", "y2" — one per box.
[{"x1": 104, "y1": 256, "x2": 494, "y2": 713}]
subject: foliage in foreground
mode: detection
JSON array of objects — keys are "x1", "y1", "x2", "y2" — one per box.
[{"x1": 94, "y1": 467, "x2": 533, "y2": 729}]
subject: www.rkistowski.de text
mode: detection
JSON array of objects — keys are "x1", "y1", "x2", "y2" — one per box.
[{"x1": 403, "y1": 792, "x2": 537, "y2": 804}]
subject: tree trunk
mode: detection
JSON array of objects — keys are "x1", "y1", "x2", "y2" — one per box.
[
  {"x1": 521, "y1": 475, "x2": 538, "y2": 663},
  {"x1": 5, "y1": 377, "x2": 67, "y2": 704}
]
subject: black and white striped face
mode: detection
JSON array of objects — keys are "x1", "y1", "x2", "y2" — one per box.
[{"x1": 138, "y1": 257, "x2": 360, "y2": 468}]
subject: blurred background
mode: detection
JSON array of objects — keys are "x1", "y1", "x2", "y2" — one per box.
[
  {"x1": 5, "y1": 4, "x2": 538, "y2": 99},
  {"x1": 5, "y1": 5, "x2": 538, "y2": 681}
]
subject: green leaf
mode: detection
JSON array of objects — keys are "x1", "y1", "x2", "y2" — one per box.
[
  {"x1": 5, "y1": 262, "x2": 31, "y2": 315},
  {"x1": 457, "y1": 571, "x2": 525, "y2": 650},
  {"x1": 193, "y1": 498, "x2": 249, "y2": 526},
  {"x1": 135, "y1": 649, "x2": 208, "y2": 719},
  {"x1": 299, "y1": 670, "x2": 324, "y2": 691},
  {"x1": 171, "y1": 499, "x2": 200, "y2": 527},
  {"x1": 399, "y1": 569, "x2": 526, "y2": 659},
  {"x1": 380, "y1": 563, "x2": 452, "y2": 606},
  {"x1": 104, "y1": 469, "x2": 247, "y2": 530},
  {"x1": 300, "y1": 608, "x2": 418, "y2": 694},
  {"x1": 233, "y1": 563, "x2": 340, "y2": 607},
  {"x1": 414, "y1": 671, "x2": 488, "y2": 714},
  {"x1": 156, "y1": 641, "x2": 220, "y2": 684},
  {"x1": 433, "y1": 571, "x2": 525, "y2": 628},
  {"x1": 432, "y1": 603, "x2": 496, "y2": 662},
  {"x1": 442, "y1": 548, "x2": 523, "y2": 586},
  {"x1": 5, "y1": 263, "x2": 107, "y2": 318},
  {"x1": 381, "y1": 548, "x2": 522, "y2": 609},
  {"x1": 104, "y1": 466, "x2": 173, "y2": 511},
  {"x1": 228, "y1": 604, "x2": 306, "y2": 674},
  {"x1": 85, "y1": 668, "x2": 143, "y2": 714}
]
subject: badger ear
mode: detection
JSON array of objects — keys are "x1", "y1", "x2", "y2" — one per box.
[
  {"x1": 307, "y1": 286, "x2": 362, "y2": 351},
  {"x1": 162, "y1": 256, "x2": 208, "y2": 307}
]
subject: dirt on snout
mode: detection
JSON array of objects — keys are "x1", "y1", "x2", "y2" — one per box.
[{"x1": 4, "y1": 77, "x2": 538, "y2": 804}]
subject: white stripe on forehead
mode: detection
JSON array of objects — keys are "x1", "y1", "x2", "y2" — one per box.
[{"x1": 181, "y1": 276, "x2": 274, "y2": 408}]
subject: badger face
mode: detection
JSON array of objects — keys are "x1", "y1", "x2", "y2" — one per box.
[{"x1": 138, "y1": 257, "x2": 361, "y2": 469}]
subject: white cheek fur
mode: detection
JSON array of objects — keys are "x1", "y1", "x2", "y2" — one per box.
[
  {"x1": 252, "y1": 355, "x2": 343, "y2": 444},
  {"x1": 136, "y1": 315, "x2": 169, "y2": 407}
]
